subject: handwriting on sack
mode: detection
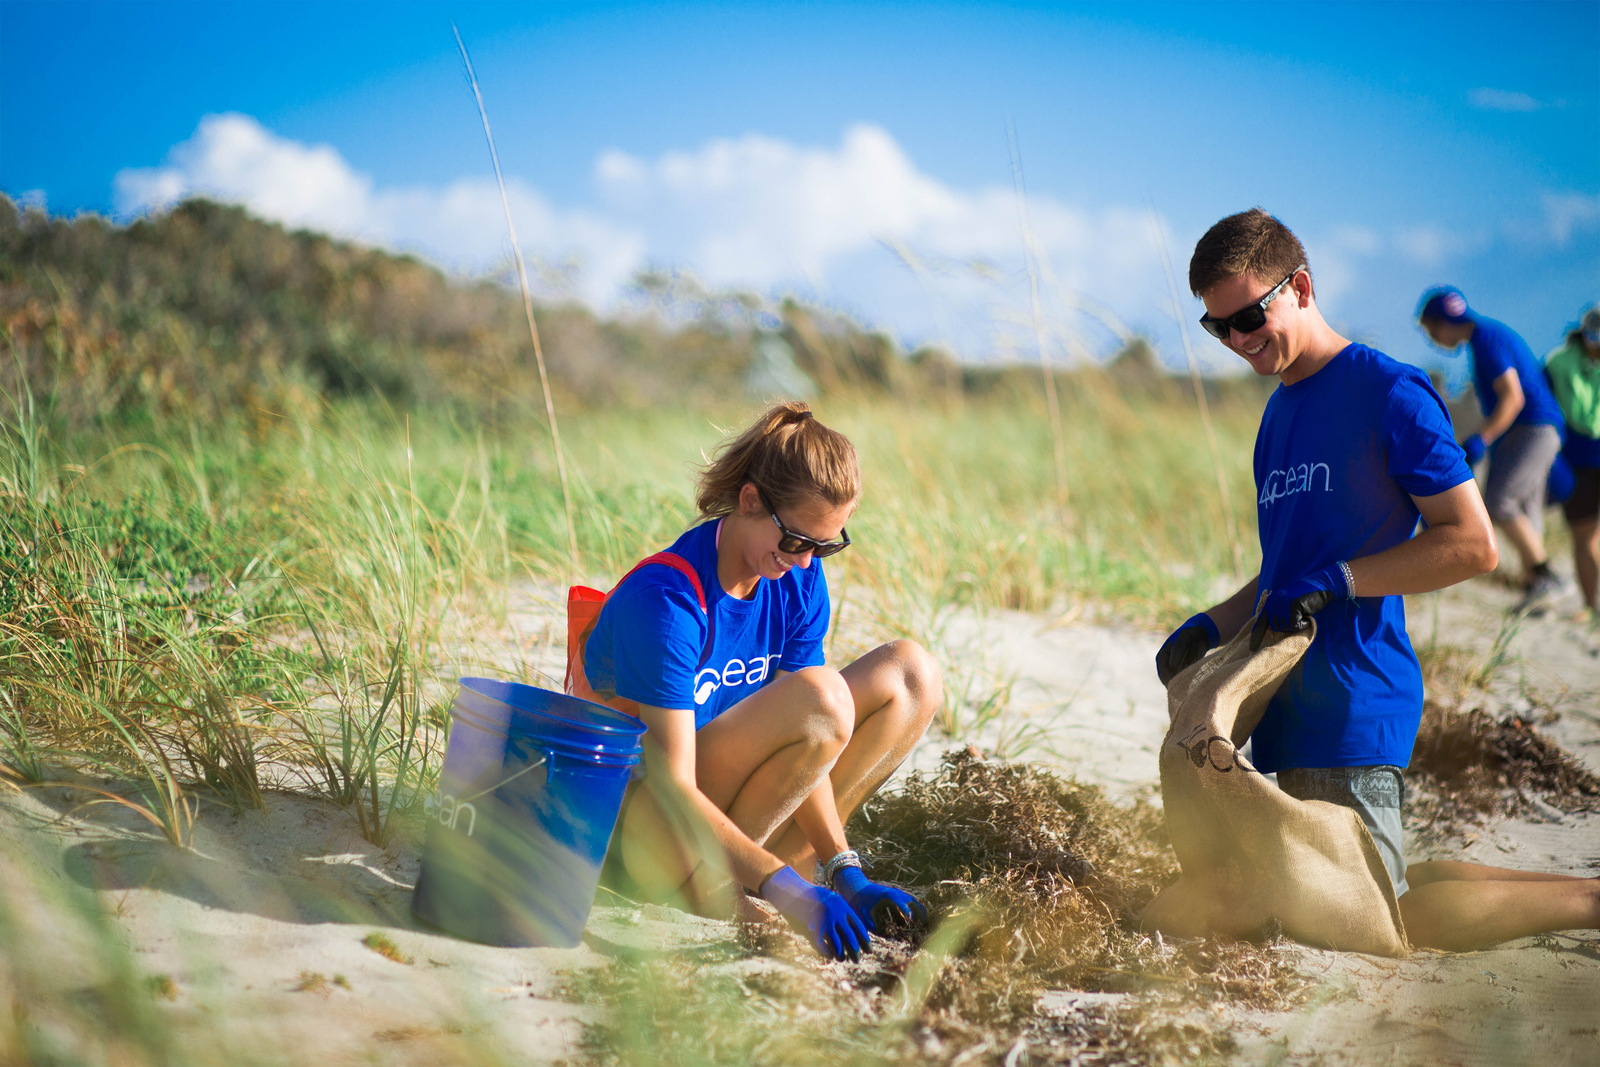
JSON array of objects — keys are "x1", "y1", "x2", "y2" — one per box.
[
  {"x1": 1175, "y1": 726, "x2": 1254, "y2": 774},
  {"x1": 436, "y1": 794, "x2": 477, "y2": 836},
  {"x1": 1258, "y1": 462, "x2": 1331, "y2": 508}
]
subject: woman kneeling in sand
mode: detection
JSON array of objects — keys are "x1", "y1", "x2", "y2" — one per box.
[{"x1": 576, "y1": 402, "x2": 940, "y2": 960}]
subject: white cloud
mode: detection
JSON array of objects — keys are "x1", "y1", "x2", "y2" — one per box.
[
  {"x1": 1326, "y1": 225, "x2": 1381, "y2": 256},
  {"x1": 117, "y1": 114, "x2": 373, "y2": 232},
  {"x1": 1392, "y1": 226, "x2": 1449, "y2": 266},
  {"x1": 114, "y1": 114, "x2": 642, "y2": 305},
  {"x1": 115, "y1": 113, "x2": 1182, "y2": 364},
  {"x1": 593, "y1": 124, "x2": 1173, "y2": 358},
  {"x1": 1542, "y1": 192, "x2": 1600, "y2": 245},
  {"x1": 1389, "y1": 224, "x2": 1494, "y2": 267},
  {"x1": 1468, "y1": 88, "x2": 1540, "y2": 112}
]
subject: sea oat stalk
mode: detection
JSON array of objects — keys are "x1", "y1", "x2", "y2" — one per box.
[
  {"x1": 1150, "y1": 207, "x2": 1244, "y2": 575},
  {"x1": 1007, "y1": 125, "x2": 1069, "y2": 517},
  {"x1": 453, "y1": 24, "x2": 579, "y2": 573}
]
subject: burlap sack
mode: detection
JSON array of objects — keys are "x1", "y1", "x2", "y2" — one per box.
[{"x1": 1139, "y1": 619, "x2": 1409, "y2": 957}]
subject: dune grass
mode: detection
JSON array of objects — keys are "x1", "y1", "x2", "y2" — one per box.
[{"x1": 0, "y1": 378, "x2": 1264, "y2": 836}]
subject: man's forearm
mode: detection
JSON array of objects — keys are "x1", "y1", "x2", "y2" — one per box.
[
  {"x1": 1476, "y1": 403, "x2": 1519, "y2": 446},
  {"x1": 1477, "y1": 373, "x2": 1525, "y2": 446},
  {"x1": 1347, "y1": 522, "x2": 1497, "y2": 596},
  {"x1": 1204, "y1": 575, "x2": 1260, "y2": 644}
]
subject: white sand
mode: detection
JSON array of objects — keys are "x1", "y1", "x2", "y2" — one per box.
[{"x1": 2, "y1": 574, "x2": 1597, "y2": 1064}]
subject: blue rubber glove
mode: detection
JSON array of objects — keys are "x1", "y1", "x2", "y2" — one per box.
[
  {"x1": 830, "y1": 865, "x2": 927, "y2": 934},
  {"x1": 760, "y1": 866, "x2": 870, "y2": 961},
  {"x1": 1462, "y1": 433, "x2": 1486, "y2": 467},
  {"x1": 1250, "y1": 563, "x2": 1350, "y2": 652},
  {"x1": 1155, "y1": 612, "x2": 1221, "y2": 685}
]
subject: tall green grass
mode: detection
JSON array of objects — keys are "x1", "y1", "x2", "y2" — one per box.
[{"x1": 1, "y1": 380, "x2": 1263, "y2": 837}]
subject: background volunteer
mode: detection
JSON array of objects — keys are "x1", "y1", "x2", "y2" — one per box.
[
  {"x1": 1418, "y1": 286, "x2": 1570, "y2": 612},
  {"x1": 1546, "y1": 304, "x2": 1600, "y2": 620}
]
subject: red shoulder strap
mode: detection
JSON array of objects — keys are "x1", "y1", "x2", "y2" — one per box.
[
  {"x1": 614, "y1": 551, "x2": 706, "y2": 614},
  {"x1": 565, "y1": 551, "x2": 710, "y2": 704}
]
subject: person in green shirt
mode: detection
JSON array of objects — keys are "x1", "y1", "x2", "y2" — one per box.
[{"x1": 1546, "y1": 305, "x2": 1600, "y2": 620}]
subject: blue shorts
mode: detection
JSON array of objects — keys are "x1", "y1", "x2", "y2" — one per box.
[{"x1": 1277, "y1": 765, "x2": 1409, "y2": 896}]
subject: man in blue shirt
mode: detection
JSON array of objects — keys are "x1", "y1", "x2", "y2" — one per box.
[
  {"x1": 1419, "y1": 286, "x2": 1570, "y2": 611},
  {"x1": 1154, "y1": 208, "x2": 1600, "y2": 951}
]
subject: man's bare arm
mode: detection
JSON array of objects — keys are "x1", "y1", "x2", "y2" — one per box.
[
  {"x1": 1201, "y1": 481, "x2": 1494, "y2": 640},
  {"x1": 1202, "y1": 574, "x2": 1261, "y2": 645},
  {"x1": 1473, "y1": 368, "x2": 1525, "y2": 447},
  {"x1": 1347, "y1": 481, "x2": 1498, "y2": 595}
]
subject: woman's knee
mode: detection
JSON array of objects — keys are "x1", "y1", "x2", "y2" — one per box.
[
  {"x1": 788, "y1": 666, "x2": 855, "y2": 746},
  {"x1": 1481, "y1": 485, "x2": 1518, "y2": 526},
  {"x1": 884, "y1": 638, "x2": 943, "y2": 716}
]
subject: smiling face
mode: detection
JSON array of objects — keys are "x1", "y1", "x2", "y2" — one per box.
[
  {"x1": 719, "y1": 482, "x2": 855, "y2": 596},
  {"x1": 1200, "y1": 270, "x2": 1311, "y2": 380},
  {"x1": 746, "y1": 488, "x2": 853, "y2": 580}
]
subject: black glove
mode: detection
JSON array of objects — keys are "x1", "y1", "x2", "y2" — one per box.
[
  {"x1": 1156, "y1": 613, "x2": 1220, "y2": 685},
  {"x1": 1248, "y1": 563, "x2": 1350, "y2": 651}
]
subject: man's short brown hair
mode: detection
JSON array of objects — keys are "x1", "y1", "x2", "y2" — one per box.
[{"x1": 1189, "y1": 208, "x2": 1311, "y2": 297}]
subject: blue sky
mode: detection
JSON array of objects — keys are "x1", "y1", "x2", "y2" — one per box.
[{"x1": 3, "y1": 1, "x2": 1596, "y2": 375}]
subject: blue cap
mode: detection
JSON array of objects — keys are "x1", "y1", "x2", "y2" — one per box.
[{"x1": 1418, "y1": 285, "x2": 1472, "y2": 324}]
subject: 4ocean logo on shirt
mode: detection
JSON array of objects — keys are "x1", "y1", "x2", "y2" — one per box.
[
  {"x1": 1259, "y1": 460, "x2": 1332, "y2": 508},
  {"x1": 694, "y1": 653, "x2": 783, "y2": 705}
]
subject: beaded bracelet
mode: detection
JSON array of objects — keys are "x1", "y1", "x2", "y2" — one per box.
[
  {"x1": 815, "y1": 849, "x2": 863, "y2": 888},
  {"x1": 1336, "y1": 560, "x2": 1356, "y2": 600}
]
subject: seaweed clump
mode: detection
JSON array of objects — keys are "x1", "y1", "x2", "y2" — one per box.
[
  {"x1": 1407, "y1": 701, "x2": 1600, "y2": 835},
  {"x1": 850, "y1": 750, "x2": 1306, "y2": 1002},
  {"x1": 851, "y1": 749, "x2": 1174, "y2": 979},
  {"x1": 567, "y1": 751, "x2": 1316, "y2": 1067}
]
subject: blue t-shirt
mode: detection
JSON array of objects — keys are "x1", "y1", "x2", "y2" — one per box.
[
  {"x1": 1251, "y1": 344, "x2": 1473, "y2": 773},
  {"x1": 1468, "y1": 316, "x2": 1565, "y2": 428},
  {"x1": 583, "y1": 519, "x2": 830, "y2": 730}
]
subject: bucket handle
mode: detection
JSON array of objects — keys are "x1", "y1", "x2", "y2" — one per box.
[{"x1": 457, "y1": 750, "x2": 550, "y2": 804}]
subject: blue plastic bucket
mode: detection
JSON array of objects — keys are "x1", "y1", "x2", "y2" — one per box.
[{"x1": 410, "y1": 678, "x2": 646, "y2": 947}]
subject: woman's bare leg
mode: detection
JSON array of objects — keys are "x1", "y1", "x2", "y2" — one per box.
[
  {"x1": 1570, "y1": 517, "x2": 1599, "y2": 610},
  {"x1": 616, "y1": 666, "x2": 854, "y2": 913},
  {"x1": 766, "y1": 639, "x2": 942, "y2": 871},
  {"x1": 1399, "y1": 875, "x2": 1600, "y2": 952}
]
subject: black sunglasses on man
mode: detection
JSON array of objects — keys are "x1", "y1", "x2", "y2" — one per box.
[
  {"x1": 1198, "y1": 265, "x2": 1306, "y2": 340},
  {"x1": 757, "y1": 487, "x2": 851, "y2": 557}
]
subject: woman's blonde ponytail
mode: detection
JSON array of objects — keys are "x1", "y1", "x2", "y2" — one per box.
[{"x1": 694, "y1": 402, "x2": 859, "y2": 519}]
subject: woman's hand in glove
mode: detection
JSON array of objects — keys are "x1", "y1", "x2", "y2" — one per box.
[
  {"x1": 760, "y1": 866, "x2": 871, "y2": 961},
  {"x1": 831, "y1": 866, "x2": 927, "y2": 934}
]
